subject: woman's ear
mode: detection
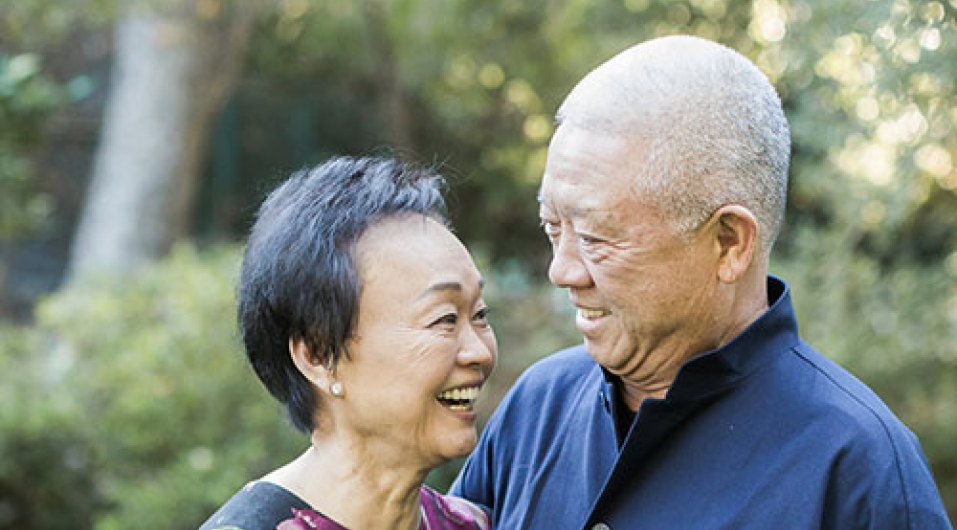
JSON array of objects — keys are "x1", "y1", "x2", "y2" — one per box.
[
  {"x1": 712, "y1": 204, "x2": 758, "y2": 284},
  {"x1": 289, "y1": 338, "x2": 335, "y2": 394}
]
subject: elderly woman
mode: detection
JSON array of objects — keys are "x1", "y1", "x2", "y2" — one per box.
[{"x1": 199, "y1": 156, "x2": 495, "y2": 530}]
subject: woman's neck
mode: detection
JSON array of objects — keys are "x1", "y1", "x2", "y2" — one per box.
[{"x1": 264, "y1": 434, "x2": 430, "y2": 530}]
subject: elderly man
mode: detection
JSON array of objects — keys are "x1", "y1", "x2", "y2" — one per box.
[{"x1": 451, "y1": 35, "x2": 953, "y2": 530}]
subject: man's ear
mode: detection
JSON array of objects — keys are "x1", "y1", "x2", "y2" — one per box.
[
  {"x1": 712, "y1": 204, "x2": 758, "y2": 284},
  {"x1": 289, "y1": 338, "x2": 335, "y2": 393}
]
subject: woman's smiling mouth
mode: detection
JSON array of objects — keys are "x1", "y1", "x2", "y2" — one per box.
[{"x1": 435, "y1": 385, "x2": 481, "y2": 412}]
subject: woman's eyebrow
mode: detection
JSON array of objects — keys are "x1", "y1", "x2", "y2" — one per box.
[
  {"x1": 417, "y1": 282, "x2": 462, "y2": 300},
  {"x1": 415, "y1": 278, "x2": 485, "y2": 301}
]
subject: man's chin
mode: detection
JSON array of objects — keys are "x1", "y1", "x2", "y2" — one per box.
[{"x1": 583, "y1": 337, "x2": 614, "y2": 364}]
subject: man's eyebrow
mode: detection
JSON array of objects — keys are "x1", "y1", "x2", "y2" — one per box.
[{"x1": 538, "y1": 200, "x2": 601, "y2": 219}]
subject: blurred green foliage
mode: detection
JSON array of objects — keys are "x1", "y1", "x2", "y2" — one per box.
[
  {"x1": 0, "y1": 53, "x2": 64, "y2": 237},
  {"x1": 0, "y1": 325, "x2": 98, "y2": 530},
  {"x1": 0, "y1": 0, "x2": 114, "y2": 46},
  {"x1": 0, "y1": 246, "x2": 303, "y2": 530},
  {"x1": 0, "y1": 0, "x2": 109, "y2": 239}
]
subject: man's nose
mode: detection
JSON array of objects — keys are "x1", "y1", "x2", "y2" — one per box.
[{"x1": 548, "y1": 235, "x2": 592, "y2": 289}]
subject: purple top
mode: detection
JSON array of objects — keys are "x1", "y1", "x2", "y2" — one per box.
[{"x1": 276, "y1": 485, "x2": 490, "y2": 530}]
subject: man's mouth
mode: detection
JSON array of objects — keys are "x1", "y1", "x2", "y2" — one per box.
[
  {"x1": 435, "y1": 386, "x2": 481, "y2": 411},
  {"x1": 578, "y1": 308, "x2": 610, "y2": 320}
]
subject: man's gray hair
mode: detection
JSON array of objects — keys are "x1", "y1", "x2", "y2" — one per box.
[{"x1": 556, "y1": 35, "x2": 790, "y2": 257}]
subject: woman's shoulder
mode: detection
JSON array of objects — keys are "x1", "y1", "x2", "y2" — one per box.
[
  {"x1": 420, "y1": 485, "x2": 491, "y2": 530},
  {"x1": 274, "y1": 487, "x2": 489, "y2": 530},
  {"x1": 203, "y1": 482, "x2": 489, "y2": 530},
  {"x1": 198, "y1": 481, "x2": 312, "y2": 530}
]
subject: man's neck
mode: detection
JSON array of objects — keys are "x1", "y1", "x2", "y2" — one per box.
[{"x1": 616, "y1": 273, "x2": 770, "y2": 412}]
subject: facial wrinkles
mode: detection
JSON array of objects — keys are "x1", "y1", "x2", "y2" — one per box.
[
  {"x1": 420, "y1": 282, "x2": 488, "y2": 341},
  {"x1": 343, "y1": 298, "x2": 481, "y2": 455},
  {"x1": 615, "y1": 350, "x2": 674, "y2": 401},
  {"x1": 585, "y1": 214, "x2": 707, "y2": 363},
  {"x1": 561, "y1": 192, "x2": 666, "y2": 279},
  {"x1": 541, "y1": 182, "x2": 626, "y2": 262},
  {"x1": 543, "y1": 138, "x2": 648, "y2": 248},
  {"x1": 544, "y1": 124, "x2": 737, "y2": 403},
  {"x1": 353, "y1": 233, "x2": 472, "y2": 362},
  {"x1": 594, "y1": 309, "x2": 687, "y2": 406},
  {"x1": 419, "y1": 302, "x2": 491, "y2": 357},
  {"x1": 621, "y1": 250, "x2": 720, "y2": 374},
  {"x1": 339, "y1": 216, "x2": 494, "y2": 468}
]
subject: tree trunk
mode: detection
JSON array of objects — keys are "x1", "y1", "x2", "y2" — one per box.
[
  {"x1": 67, "y1": 1, "x2": 258, "y2": 280},
  {"x1": 362, "y1": 0, "x2": 413, "y2": 151}
]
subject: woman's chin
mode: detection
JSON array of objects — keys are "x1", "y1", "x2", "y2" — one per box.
[{"x1": 436, "y1": 432, "x2": 478, "y2": 462}]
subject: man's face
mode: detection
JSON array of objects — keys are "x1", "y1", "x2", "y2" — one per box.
[{"x1": 538, "y1": 124, "x2": 725, "y2": 387}]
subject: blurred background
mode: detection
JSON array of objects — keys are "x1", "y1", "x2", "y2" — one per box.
[{"x1": 1, "y1": 0, "x2": 955, "y2": 528}]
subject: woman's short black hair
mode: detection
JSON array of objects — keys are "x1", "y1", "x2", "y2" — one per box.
[{"x1": 237, "y1": 156, "x2": 449, "y2": 433}]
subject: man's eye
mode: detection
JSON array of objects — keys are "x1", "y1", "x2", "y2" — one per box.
[
  {"x1": 540, "y1": 220, "x2": 561, "y2": 238},
  {"x1": 578, "y1": 234, "x2": 601, "y2": 245}
]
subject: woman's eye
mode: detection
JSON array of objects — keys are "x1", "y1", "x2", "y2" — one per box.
[
  {"x1": 578, "y1": 234, "x2": 601, "y2": 246},
  {"x1": 431, "y1": 313, "x2": 458, "y2": 328},
  {"x1": 473, "y1": 307, "x2": 491, "y2": 325}
]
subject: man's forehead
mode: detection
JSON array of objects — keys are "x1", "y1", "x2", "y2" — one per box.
[{"x1": 537, "y1": 183, "x2": 626, "y2": 222}]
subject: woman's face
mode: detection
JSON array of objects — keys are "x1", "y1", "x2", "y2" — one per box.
[{"x1": 331, "y1": 215, "x2": 497, "y2": 469}]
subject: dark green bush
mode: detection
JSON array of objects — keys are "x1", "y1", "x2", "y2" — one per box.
[
  {"x1": 0, "y1": 326, "x2": 100, "y2": 530},
  {"x1": 1, "y1": 245, "x2": 304, "y2": 530}
]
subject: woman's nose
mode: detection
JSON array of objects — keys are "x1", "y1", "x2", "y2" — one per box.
[{"x1": 459, "y1": 325, "x2": 496, "y2": 373}]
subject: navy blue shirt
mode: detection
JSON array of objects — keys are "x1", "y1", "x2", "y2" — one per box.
[{"x1": 451, "y1": 277, "x2": 953, "y2": 529}]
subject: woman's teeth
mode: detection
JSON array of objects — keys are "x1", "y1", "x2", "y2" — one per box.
[
  {"x1": 436, "y1": 386, "x2": 480, "y2": 411},
  {"x1": 437, "y1": 386, "x2": 479, "y2": 400}
]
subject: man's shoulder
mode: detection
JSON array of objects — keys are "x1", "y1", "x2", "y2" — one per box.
[
  {"x1": 488, "y1": 344, "x2": 601, "y2": 424},
  {"x1": 778, "y1": 344, "x2": 951, "y2": 529},
  {"x1": 780, "y1": 342, "x2": 918, "y2": 449},
  {"x1": 515, "y1": 343, "x2": 596, "y2": 386}
]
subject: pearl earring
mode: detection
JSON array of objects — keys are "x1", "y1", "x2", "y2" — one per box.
[{"x1": 330, "y1": 381, "x2": 344, "y2": 397}]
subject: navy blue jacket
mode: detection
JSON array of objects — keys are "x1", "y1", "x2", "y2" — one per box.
[{"x1": 451, "y1": 277, "x2": 953, "y2": 529}]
